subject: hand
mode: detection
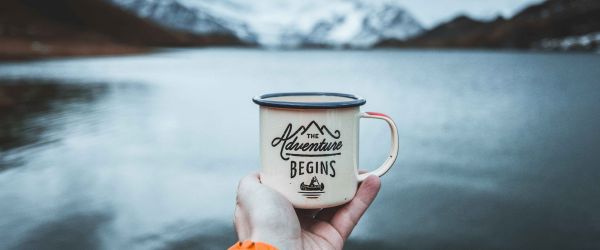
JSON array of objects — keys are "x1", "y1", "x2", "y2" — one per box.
[{"x1": 234, "y1": 173, "x2": 381, "y2": 249}]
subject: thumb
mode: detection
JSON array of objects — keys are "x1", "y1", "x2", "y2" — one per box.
[{"x1": 329, "y1": 175, "x2": 381, "y2": 240}]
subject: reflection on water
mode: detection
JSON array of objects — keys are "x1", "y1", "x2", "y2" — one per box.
[
  {"x1": 0, "y1": 80, "x2": 107, "y2": 169},
  {"x1": 0, "y1": 49, "x2": 600, "y2": 249},
  {"x1": 133, "y1": 221, "x2": 235, "y2": 250},
  {"x1": 15, "y1": 212, "x2": 112, "y2": 250}
]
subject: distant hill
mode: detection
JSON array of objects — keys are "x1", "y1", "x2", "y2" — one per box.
[
  {"x1": 0, "y1": 0, "x2": 245, "y2": 60},
  {"x1": 3, "y1": 0, "x2": 598, "y2": 59},
  {"x1": 377, "y1": 0, "x2": 600, "y2": 51}
]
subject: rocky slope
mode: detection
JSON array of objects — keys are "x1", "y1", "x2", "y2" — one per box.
[
  {"x1": 108, "y1": 0, "x2": 256, "y2": 43},
  {"x1": 377, "y1": 0, "x2": 600, "y2": 51},
  {"x1": 0, "y1": 0, "x2": 245, "y2": 60}
]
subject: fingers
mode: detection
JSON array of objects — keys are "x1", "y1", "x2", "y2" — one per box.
[
  {"x1": 315, "y1": 206, "x2": 341, "y2": 222},
  {"x1": 234, "y1": 204, "x2": 251, "y2": 240},
  {"x1": 315, "y1": 172, "x2": 375, "y2": 223},
  {"x1": 236, "y1": 172, "x2": 267, "y2": 205},
  {"x1": 234, "y1": 173, "x2": 302, "y2": 249},
  {"x1": 329, "y1": 175, "x2": 381, "y2": 240},
  {"x1": 237, "y1": 172, "x2": 261, "y2": 197},
  {"x1": 296, "y1": 208, "x2": 321, "y2": 219},
  {"x1": 235, "y1": 173, "x2": 262, "y2": 240},
  {"x1": 308, "y1": 171, "x2": 366, "y2": 223}
]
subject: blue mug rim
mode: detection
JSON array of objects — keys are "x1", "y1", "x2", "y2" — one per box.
[{"x1": 253, "y1": 92, "x2": 366, "y2": 109}]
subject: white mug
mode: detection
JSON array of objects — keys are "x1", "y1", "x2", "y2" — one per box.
[{"x1": 253, "y1": 92, "x2": 399, "y2": 209}]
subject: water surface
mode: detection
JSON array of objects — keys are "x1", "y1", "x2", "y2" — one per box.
[{"x1": 1, "y1": 49, "x2": 600, "y2": 249}]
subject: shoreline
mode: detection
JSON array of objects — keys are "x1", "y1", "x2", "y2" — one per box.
[
  {"x1": 0, "y1": 38, "x2": 151, "y2": 61},
  {"x1": 1, "y1": 40, "x2": 598, "y2": 62}
]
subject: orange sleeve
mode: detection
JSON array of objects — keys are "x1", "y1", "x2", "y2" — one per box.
[{"x1": 228, "y1": 240, "x2": 278, "y2": 250}]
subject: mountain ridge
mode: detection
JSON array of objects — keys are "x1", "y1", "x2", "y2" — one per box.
[
  {"x1": 376, "y1": 0, "x2": 600, "y2": 51},
  {"x1": 108, "y1": 0, "x2": 424, "y2": 48},
  {"x1": 0, "y1": 0, "x2": 247, "y2": 60}
]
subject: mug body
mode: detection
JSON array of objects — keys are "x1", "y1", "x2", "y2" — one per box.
[{"x1": 256, "y1": 93, "x2": 365, "y2": 209}]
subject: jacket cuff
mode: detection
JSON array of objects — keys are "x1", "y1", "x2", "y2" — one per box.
[{"x1": 228, "y1": 240, "x2": 278, "y2": 250}]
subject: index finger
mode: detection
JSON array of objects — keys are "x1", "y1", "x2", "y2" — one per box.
[{"x1": 329, "y1": 175, "x2": 381, "y2": 240}]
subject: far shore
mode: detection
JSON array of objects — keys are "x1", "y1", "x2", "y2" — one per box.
[
  {"x1": 0, "y1": 38, "x2": 151, "y2": 61},
  {"x1": 1, "y1": 38, "x2": 598, "y2": 62}
]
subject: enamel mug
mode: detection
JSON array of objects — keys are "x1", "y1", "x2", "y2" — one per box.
[{"x1": 253, "y1": 92, "x2": 399, "y2": 209}]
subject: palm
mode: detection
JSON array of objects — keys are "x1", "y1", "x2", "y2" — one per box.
[
  {"x1": 297, "y1": 213, "x2": 345, "y2": 249},
  {"x1": 234, "y1": 174, "x2": 381, "y2": 250}
]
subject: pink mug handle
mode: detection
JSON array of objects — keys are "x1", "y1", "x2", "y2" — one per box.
[{"x1": 358, "y1": 112, "x2": 399, "y2": 182}]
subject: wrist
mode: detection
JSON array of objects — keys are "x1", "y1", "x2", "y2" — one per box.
[
  {"x1": 250, "y1": 232, "x2": 298, "y2": 250},
  {"x1": 229, "y1": 240, "x2": 279, "y2": 250}
]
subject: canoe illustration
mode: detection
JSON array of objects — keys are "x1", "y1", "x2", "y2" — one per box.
[{"x1": 300, "y1": 176, "x2": 325, "y2": 191}]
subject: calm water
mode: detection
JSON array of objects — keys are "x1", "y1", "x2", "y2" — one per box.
[{"x1": 1, "y1": 49, "x2": 599, "y2": 249}]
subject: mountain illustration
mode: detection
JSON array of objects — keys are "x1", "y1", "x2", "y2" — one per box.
[
  {"x1": 271, "y1": 120, "x2": 344, "y2": 160},
  {"x1": 296, "y1": 121, "x2": 340, "y2": 139}
]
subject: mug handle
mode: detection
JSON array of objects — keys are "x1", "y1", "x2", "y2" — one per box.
[{"x1": 357, "y1": 112, "x2": 399, "y2": 182}]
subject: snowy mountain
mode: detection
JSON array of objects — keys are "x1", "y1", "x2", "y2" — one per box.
[
  {"x1": 107, "y1": 0, "x2": 423, "y2": 48},
  {"x1": 301, "y1": 2, "x2": 424, "y2": 47},
  {"x1": 107, "y1": 0, "x2": 256, "y2": 42}
]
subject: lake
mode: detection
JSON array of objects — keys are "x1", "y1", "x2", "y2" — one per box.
[{"x1": 1, "y1": 49, "x2": 599, "y2": 249}]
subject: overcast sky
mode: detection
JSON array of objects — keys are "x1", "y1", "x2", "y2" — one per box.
[{"x1": 394, "y1": 0, "x2": 545, "y2": 27}]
